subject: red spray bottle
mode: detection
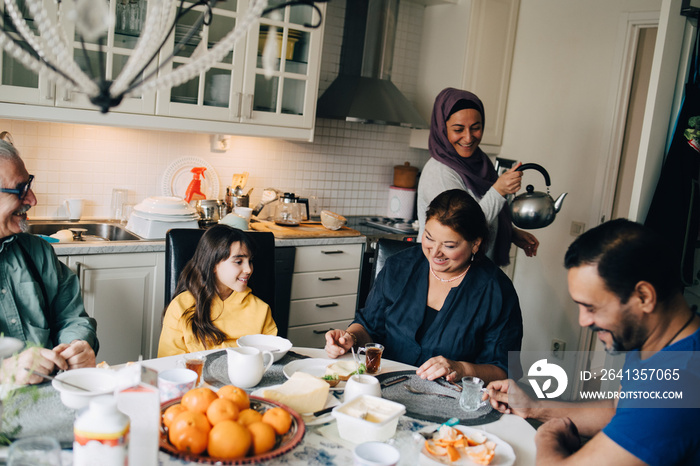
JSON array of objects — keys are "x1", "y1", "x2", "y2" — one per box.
[{"x1": 184, "y1": 167, "x2": 207, "y2": 203}]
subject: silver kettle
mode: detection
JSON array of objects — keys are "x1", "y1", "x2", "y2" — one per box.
[{"x1": 510, "y1": 163, "x2": 567, "y2": 229}]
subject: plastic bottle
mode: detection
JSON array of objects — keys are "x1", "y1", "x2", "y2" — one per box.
[
  {"x1": 184, "y1": 166, "x2": 207, "y2": 203},
  {"x1": 74, "y1": 395, "x2": 130, "y2": 466}
]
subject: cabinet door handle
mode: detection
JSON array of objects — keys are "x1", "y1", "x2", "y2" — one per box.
[
  {"x1": 315, "y1": 302, "x2": 338, "y2": 308},
  {"x1": 318, "y1": 276, "x2": 340, "y2": 282},
  {"x1": 45, "y1": 84, "x2": 54, "y2": 100},
  {"x1": 321, "y1": 250, "x2": 344, "y2": 255},
  {"x1": 232, "y1": 92, "x2": 241, "y2": 118},
  {"x1": 313, "y1": 329, "x2": 334, "y2": 334},
  {"x1": 242, "y1": 93, "x2": 253, "y2": 119}
]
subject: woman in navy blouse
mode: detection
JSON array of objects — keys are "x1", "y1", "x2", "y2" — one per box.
[{"x1": 325, "y1": 189, "x2": 523, "y2": 383}]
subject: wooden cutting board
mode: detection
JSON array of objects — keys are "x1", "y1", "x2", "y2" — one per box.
[{"x1": 250, "y1": 220, "x2": 362, "y2": 238}]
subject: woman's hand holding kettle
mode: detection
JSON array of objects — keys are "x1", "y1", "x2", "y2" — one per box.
[{"x1": 493, "y1": 162, "x2": 523, "y2": 197}]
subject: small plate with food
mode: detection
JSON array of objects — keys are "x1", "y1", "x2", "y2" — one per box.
[
  {"x1": 420, "y1": 425, "x2": 515, "y2": 466},
  {"x1": 282, "y1": 358, "x2": 365, "y2": 389}
]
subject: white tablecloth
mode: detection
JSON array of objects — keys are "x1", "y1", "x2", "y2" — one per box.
[{"x1": 141, "y1": 347, "x2": 536, "y2": 465}]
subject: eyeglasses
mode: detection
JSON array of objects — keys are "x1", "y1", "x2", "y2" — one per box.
[{"x1": 1, "y1": 175, "x2": 34, "y2": 200}]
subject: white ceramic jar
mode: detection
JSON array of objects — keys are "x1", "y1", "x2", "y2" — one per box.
[{"x1": 74, "y1": 395, "x2": 130, "y2": 466}]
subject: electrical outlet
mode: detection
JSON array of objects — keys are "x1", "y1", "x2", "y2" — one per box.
[
  {"x1": 551, "y1": 339, "x2": 566, "y2": 359},
  {"x1": 570, "y1": 221, "x2": 586, "y2": 236}
]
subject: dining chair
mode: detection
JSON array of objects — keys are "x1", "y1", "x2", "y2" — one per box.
[
  {"x1": 164, "y1": 228, "x2": 286, "y2": 337},
  {"x1": 371, "y1": 238, "x2": 420, "y2": 283}
]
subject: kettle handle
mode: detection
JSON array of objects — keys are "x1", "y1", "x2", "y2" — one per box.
[{"x1": 515, "y1": 163, "x2": 551, "y2": 186}]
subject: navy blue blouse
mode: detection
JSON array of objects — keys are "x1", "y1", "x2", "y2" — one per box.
[{"x1": 354, "y1": 247, "x2": 523, "y2": 378}]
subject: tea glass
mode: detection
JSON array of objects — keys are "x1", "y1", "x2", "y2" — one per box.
[
  {"x1": 177, "y1": 354, "x2": 206, "y2": 387},
  {"x1": 459, "y1": 376, "x2": 489, "y2": 412},
  {"x1": 8, "y1": 436, "x2": 62, "y2": 466},
  {"x1": 359, "y1": 343, "x2": 384, "y2": 374}
]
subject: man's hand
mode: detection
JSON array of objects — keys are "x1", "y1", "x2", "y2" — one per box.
[
  {"x1": 0, "y1": 347, "x2": 67, "y2": 385},
  {"x1": 486, "y1": 379, "x2": 535, "y2": 418},
  {"x1": 324, "y1": 329, "x2": 354, "y2": 358},
  {"x1": 535, "y1": 418, "x2": 581, "y2": 461},
  {"x1": 56, "y1": 340, "x2": 96, "y2": 370}
]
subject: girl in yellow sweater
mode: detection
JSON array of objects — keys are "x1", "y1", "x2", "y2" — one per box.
[{"x1": 158, "y1": 225, "x2": 277, "y2": 357}]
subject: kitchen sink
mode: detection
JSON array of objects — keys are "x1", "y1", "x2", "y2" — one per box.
[{"x1": 26, "y1": 221, "x2": 145, "y2": 242}]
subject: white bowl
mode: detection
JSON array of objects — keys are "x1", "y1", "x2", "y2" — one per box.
[
  {"x1": 332, "y1": 394, "x2": 406, "y2": 444},
  {"x1": 320, "y1": 210, "x2": 347, "y2": 230},
  {"x1": 237, "y1": 335, "x2": 292, "y2": 362},
  {"x1": 135, "y1": 196, "x2": 197, "y2": 215},
  {"x1": 52, "y1": 368, "x2": 118, "y2": 409}
]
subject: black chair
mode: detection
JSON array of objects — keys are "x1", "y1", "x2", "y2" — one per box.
[
  {"x1": 371, "y1": 238, "x2": 420, "y2": 283},
  {"x1": 164, "y1": 228, "x2": 286, "y2": 336}
]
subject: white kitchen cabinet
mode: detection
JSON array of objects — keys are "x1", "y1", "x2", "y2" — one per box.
[
  {"x1": 63, "y1": 251, "x2": 165, "y2": 365},
  {"x1": 286, "y1": 244, "x2": 363, "y2": 348},
  {"x1": 0, "y1": 0, "x2": 326, "y2": 141},
  {"x1": 409, "y1": 0, "x2": 520, "y2": 151}
]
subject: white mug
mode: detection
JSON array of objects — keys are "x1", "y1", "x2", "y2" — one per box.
[
  {"x1": 234, "y1": 206, "x2": 253, "y2": 221},
  {"x1": 344, "y1": 374, "x2": 381, "y2": 403},
  {"x1": 226, "y1": 347, "x2": 273, "y2": 389},
  {"x1": 65, "y1": 198, "x2": 84, "y2": 221}
]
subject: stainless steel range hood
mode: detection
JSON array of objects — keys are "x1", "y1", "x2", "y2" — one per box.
[{"x1": 316, "y1": 0, "x2": 428, "y2": 129}]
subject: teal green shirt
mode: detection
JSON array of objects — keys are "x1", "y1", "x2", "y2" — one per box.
[{"x1": 0, "y1": 233, "x2": 98, "y2": 353}]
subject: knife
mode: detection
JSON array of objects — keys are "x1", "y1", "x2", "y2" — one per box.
[
  {"x1": 313, "y1": 406, "x2": 335, "y2": 417},
  {"x1": 380, "y1": 375, "x2": 409, "y2": 388}
]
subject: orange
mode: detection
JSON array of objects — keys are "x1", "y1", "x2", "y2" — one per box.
[
  {"x1": 169, "y1": 410, "x2": 211, "y2": 447},
  {"x1": 181, "y1": 387, "x2": 218, "y2": 414},
  {"x1": 162, "y1": 404, "x2": 188, "y2": 429},
  {"x1": 446, "y1": 445, "x2": 461, "y2": 462},
  {"x1": 218, "y1": 385, "x2": 250, "y2": 411},
  {"x1": 206, "y1": 397, "x2": 239, "y2": 425},
  {"x1": 237, "y1": 408, "x2": 263, "y2": 427},
  {"x1": 424, "y1": 440, "x2": 447, "y2": 457},
  {"x1": 170, "y1": 425, "x2": 208, "y2": 455},
  {"x1": 261, "y1": 407, "x2": 292, "y2": 435},
  {"x1": 208, "y1": 420, "x2": 251, "y2": 459},
  {"x1": 247, "y1": 421, "x2": 277, "y2": 455}
]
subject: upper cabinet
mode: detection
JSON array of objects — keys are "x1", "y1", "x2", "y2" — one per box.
[
  {"x1": 409, "y1": 0, "x2": 520, "y2": 151},
  {"x1": 0, "y1": 0, "x2": 326, "y2": 141}
]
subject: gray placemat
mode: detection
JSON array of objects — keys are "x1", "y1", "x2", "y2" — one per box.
[
  {"x1": 202, "y1": 350, "x2": 310, "y2": 391},
  {"x1": 4, "y1": 383, "x2": 75, "y2": 448},
  {"x1": 377, "y1": 371, "x2": 502, "y2": 425}
]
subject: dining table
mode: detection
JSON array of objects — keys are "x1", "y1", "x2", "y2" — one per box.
[{"x1": 1, "y1": 347, "x2": 536, "y2": 465}]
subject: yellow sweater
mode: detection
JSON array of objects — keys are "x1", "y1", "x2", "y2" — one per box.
[{"x1": 157, "y1": 289, "x2": 277, "y2": 357}]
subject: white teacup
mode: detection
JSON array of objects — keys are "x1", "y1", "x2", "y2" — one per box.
[
  {"x1": 353, "y1": 441, "x2": 400, "y2": 466},
  {"x1": 226, "y1": 347, "x2": 274, "y2": 389},
  {"x1": 344, "y1": 374, "x2": 381, "y2": 403},
  {"x1": 158, "y1": 368, "x2": 198, "y2": 403}
]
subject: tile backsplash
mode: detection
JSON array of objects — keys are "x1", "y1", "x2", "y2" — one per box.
[{"x1": 1, "y1": 0, "x2": 429, "y2": 220}]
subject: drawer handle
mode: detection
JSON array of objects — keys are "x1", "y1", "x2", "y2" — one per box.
[
  {"x1": 315, "y1": 302, "x2": 338, "y2": 308},
  {"x1": 318, "y1": 276, "x2": 341, "y2": 282},
  {"x1": 313, "y1": 329, "x2": 334, "y2": 334},
  {"x1": 321, "y1": 250, "x2": 344, "y2": 255}
]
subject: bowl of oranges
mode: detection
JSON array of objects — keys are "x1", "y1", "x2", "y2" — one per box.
[{"x1": 160, "y1": 385, "x2": 305, "y2": 464}]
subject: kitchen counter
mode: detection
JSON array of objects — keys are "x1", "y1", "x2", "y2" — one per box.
[{"x1": 47, "y1": 231, "x2": 366, "y2": 255}]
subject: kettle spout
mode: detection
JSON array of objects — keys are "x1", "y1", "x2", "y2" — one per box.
[{"x1": 554, "y1": 192, "x2": 568, "y2": 213}]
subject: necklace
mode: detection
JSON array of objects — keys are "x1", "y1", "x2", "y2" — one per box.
[
  {"x1": 430, "y1": 265, "x2": 470, "y2": 283},
  {"x1": 663, "y1": 312, "x2": 696, "y2": 348}
]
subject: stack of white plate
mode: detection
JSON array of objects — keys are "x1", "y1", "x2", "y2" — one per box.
[{"x1": 126, "y1": 196, "x2": 200, "y2": 239}]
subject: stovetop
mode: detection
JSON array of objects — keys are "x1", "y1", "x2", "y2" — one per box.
[{"x1": 361, "y1": 217, "x2": 418, "y2": 234}]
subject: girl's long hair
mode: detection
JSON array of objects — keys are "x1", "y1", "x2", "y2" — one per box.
[{"x1": 172, "y1": 225, "x2": 255, "y2": 347}]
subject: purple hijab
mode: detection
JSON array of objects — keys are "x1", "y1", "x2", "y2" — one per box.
[{"x1": 428, "y1": 87, "x2": 512, "y2": 266}]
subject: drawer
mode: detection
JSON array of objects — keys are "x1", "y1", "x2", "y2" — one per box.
[
  {"x1": 294, "y1": 244, "x2": 363, "y2": 273},
  {"x1": 289, "y1": 294, "x2": 358, "y2": 326},
  {"x1": 291, "y1": 269, "x2": 360, "y2": 300},
  {"x1": 287, "y1": 319, "x2": 354, "y2": 348}
]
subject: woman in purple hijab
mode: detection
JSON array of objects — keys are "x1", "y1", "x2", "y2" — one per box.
[{"x1": 417, "y1": 88, "x2": 539, "y2": 266}]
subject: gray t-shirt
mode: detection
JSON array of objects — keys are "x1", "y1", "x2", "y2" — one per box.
[{"x1": 417, "y1": 158, "x2": 506, "y2": 260}]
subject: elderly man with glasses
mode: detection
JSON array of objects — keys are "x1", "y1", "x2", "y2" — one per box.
[{"x1": 0, "y1": 139, "x2": 98, "y2": 385}]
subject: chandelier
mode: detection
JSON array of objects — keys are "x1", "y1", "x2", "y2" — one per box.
[{"x1": 0, "y1": 0, "x2": 327, "y2": 113}]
